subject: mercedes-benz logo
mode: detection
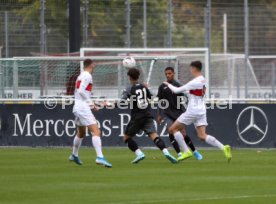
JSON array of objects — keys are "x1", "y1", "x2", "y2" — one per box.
[{"x1": 236, "y1": 106, "x2": 268, "y2": 145}]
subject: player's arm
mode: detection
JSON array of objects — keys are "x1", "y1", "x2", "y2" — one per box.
[
  {"x1": 156, "y1": 85, "x2": 164, "y2": 123},
  {"x1": 112, "y1": 85, "x2": 132, "y2": 108},
  {"x1": 121, "y1": 85, "x2": 132, "y2": 100},
  {"x1": 145, "y1": 86, "x2": 153, "y2": 100},
  {"x1": 76, "y1": 75, "x2": 91, "y2": 101},
  {"x1": 163, "y1": 81, "x2": 196, "y2": 94},
  {"x1": 175, "y1": 81, "x2": 189, "y2": 103}
]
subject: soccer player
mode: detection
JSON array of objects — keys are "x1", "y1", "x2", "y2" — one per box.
[
  {"x1": 69, "y1": 59, "x2": 112, "y2": 168},
  {"x1": 122, "y1": 68, "x2": 177, "y2": 164},
  {"x1": 163, "y1": 61, "x2": 232, "y2": 162},
  {"x1": 157, "y1": 66, "x2": 203, "y2": 161}
]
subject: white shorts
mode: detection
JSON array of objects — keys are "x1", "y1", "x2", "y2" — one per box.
[
  {"x1": 73, "y1": 110, "x2": 97, "y2": 126},
  {"x1": 177, "y1": 112, "x2": 208, "y2": 127}
]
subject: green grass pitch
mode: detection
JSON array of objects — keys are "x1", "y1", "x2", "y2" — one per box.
[{"x1": 0, "y1": 148, "x2": 276, "y2": 204}]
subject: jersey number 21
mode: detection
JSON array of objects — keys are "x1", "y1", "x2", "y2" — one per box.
[{"x1": 136, "y1": 88, "x2": 149, "y2": 109}]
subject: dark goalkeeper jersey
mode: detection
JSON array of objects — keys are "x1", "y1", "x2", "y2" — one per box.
[
  {"x1": 157, "y1": 80, "x2": 186, "y2": 120},
  {"x1": 122, "y1": 83, "x2": 153, "y2": 120}
]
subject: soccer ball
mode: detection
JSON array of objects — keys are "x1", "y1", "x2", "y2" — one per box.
[{"x1": 122, "y1": 56, "x2": 136, "y2": 68}]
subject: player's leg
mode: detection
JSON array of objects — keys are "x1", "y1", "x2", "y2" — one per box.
[
  {"x1": 69, "y1": 125, "x2": 86, "y2": 165},
  {"x1": 73, "y1": 126, "x2": 86, "y2": 156},
  {"x1": 88, "y1": 124, "x2": 112, "y2": 168},
  {"x1": 148, "y1": 132, "x2": 177, "y2": 163},
  {"x1": 196, "y1": 125, "x2": 224, "y2": 148},
  {"x1": 165, "y1": 117, "x2": 181, "y2": 156},
  {"x1": 124, "y1": 120, "x2": 145, "y2": 164},
  {"x1": 124, "y1": 134, "x2": 145, "y2": 164},
  {"x1": 169, "y1": 112, "x2": 203, "y2": 161},
  {"x1": 169, "y1": 134, "x2": 181, "y2": 155},
  {"x1": 181, "y1": 129, "x2": 203, "y2": 160},
  {"x1": 144, "y1": 119, "x2": 177, "y2": 164},
  {"x1": 169, "y1": 121, "x2": 189, "y2": 153},
  {"x1": 195, "y1": 115, "x2": 232, "y2": 162}
]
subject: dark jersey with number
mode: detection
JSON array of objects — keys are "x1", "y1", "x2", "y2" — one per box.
[
  {"x1": 157, "y1": 80, "x2": 186, "y2": 120},
  {"x1": 122, "y1": 83, "x2": 153, "y2": 119}
]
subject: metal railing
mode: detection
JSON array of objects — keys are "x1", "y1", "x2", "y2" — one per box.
[
  {"x1": 1, "y1": 1, "x2": 276, "y2": 56},
  {"x1": 1, "y1": 53, "x2": 275, "y2": 99}
]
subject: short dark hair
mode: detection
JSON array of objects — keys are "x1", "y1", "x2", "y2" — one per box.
[
  {"x1": 127, "y1": 68, "x2": 140, "y2": 80},
  {"x1": 190, "y1": 61, "x2": 202, "y2": 71},
  {"x1": 164, "y1": 67, "x2": 174, "y2": 72},
  {"x1": 83, "y1": 59, "x2": 93, "y2": 68}
]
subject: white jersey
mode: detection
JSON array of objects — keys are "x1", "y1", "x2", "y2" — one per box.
[
  {"x1": 168, "y1": 75, "x2": 207, "y2": 115},
  {"x1": 73, "y1": 71, "x2": 93, "y2": 112}
]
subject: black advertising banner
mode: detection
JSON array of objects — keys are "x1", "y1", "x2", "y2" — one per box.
[{"x1": 0, "y1": 104, "x2": 275, "y2": 148}]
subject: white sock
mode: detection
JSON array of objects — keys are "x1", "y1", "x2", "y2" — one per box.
[
  {"x1": 205, "y1": 135, "x2": 224, "y2": 150},
  {"x1": 135, "y1": 149, "x2": 143, "y2": 156},
  {"x1": 92, "y1": 136, "x2": 104, "y2": 158},
  {"x1": 162, "y1": 148, "x2": 169, "y2": 154},
  {"x1": 72, "y1": 136, "x2": 83, "y2": 156},
  {"x1": 174, "y1": 131, "x2": 189, "y2": 153}
]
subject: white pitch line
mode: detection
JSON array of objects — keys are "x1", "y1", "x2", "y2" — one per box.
[{"x1": 110, "y1": 194, "x2": 276, "y2": 204}]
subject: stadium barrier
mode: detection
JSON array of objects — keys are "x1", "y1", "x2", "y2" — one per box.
[{"x1": 0, "y1": 101, "x2": 275, "y2": 148}]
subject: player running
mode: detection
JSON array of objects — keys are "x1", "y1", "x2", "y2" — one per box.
[
  {"x1": 163, "y1": 61, "x2": 232, "y2": 162},
  {"x1": 122, "y1": 68, "x2": 177, "y2": 164},
  {"x1": 69, "y1": 59, "x2": 112, "y2": 168},
  {"x1": 157, "y1": 66, "x2": 203, "y2": 161}
]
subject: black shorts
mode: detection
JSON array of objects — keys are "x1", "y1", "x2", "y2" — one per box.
[
  {"x1": 163, "y1": 114, "x2": 178, "y2": 128},
  {"x1": 164, "y1": 116, "x2": 174, "y2": 128},
  {"x1": 125, "y1": 118, "x2": 156, "y2": 137}
]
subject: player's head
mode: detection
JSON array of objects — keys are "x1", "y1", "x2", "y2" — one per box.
[
  {"x1": 164, "y1": 67, "x2": 175, "y2": 82},
  {"x1": 190, "y1": 61, "x2": 202, "y2": 77},
  {"x1": 127, "y1": 68, "x2": 140, "y2": 84},
  {"x1": 83, "y1": 59, "x2": 95, "y2": 73}
]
